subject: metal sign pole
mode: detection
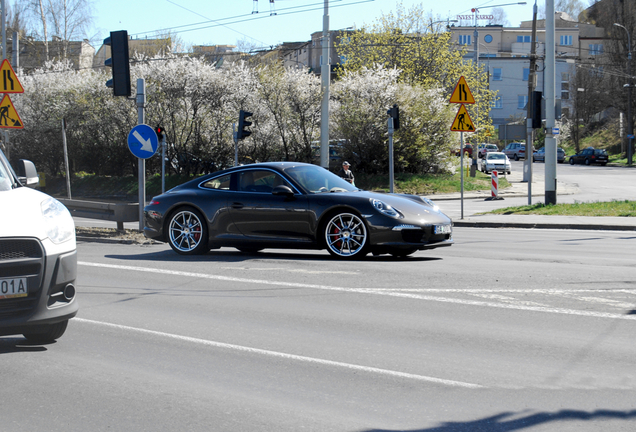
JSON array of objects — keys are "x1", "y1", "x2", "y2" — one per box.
[
  {"x1": 233, "y1": 123, "x2": 238, "y2": 166},
  {"x1": 388, "y1": 117, "x2": 394, "y2": 193},
  {"x1": 460, "y1": 131, "x2": 464, "y2": 219},
  {"x1": 62, "y1": 119, "x2": 71, "y2": 199},
  {"x1": 137, "y1": 78, "x2": 145, "y2": 232},
  {"x1": 161, "y1": 133, "x2": 166, "y2": 194}
]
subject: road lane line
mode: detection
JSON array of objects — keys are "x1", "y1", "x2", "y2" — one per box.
[
  {"x1": 78, "y1": 261, "x2": 636, "y2": 321},
  {"x1": 74, "y1": 317, "x2": 482, "y2": 389}
]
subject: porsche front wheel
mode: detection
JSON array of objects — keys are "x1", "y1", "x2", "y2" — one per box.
[{"x1": 324, "y1": 212, "x2": 368, "y2": 258}]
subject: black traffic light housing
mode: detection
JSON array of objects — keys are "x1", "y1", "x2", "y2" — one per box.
[
  {"x1": 155, "y1": 126, "x2": 165, "y2": 140},
  {"x1": 237, "y1": 110, "x2": 253, "y2": 140},
  {"x1": 104, "y1": 30, "x2": 131, "y2": 97},
  {"x1": 387, "y1": 104, "x2": 400, "y2": 130},
  {"x1": 530, "y1": 91, "x2": 542, "y2": 129}
]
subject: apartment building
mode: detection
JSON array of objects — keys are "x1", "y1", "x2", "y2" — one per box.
[
  {"x1": 93, "y1": 37, "x2": 172, "y2": 69},
  {"x1": 449, "y1": 12, "x2": 608, "y2": 125},
  {"x1": 8, "y1": 36, "x2": 95, "y2": 72}
]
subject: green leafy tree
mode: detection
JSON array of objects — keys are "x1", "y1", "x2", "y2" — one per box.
[{"x1": 336, "y1": 1, "x2": 495, "y2": 153}]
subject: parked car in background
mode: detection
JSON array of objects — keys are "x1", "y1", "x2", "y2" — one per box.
[
  {"x1": 455, "y1": 144, "x2": 473, "y2": 157},
  {"x1": 569, "y1": 147, "x2": 608, "y2": 165},
  {"x1": 480, "y1": 152, "x2": 511, "y2": 174},
  {"x1": 533, "y1": 147, "x2": 566, "y2": 163},
  {"x1": 478, "y1": 144, "x2": 499, "y2": 158},
  {"x1": 0, "y1": 148, "x2": 78, "y2": 343},
  {"x1": 503, "y1": 142, "x2": 530, "y2": 161}
]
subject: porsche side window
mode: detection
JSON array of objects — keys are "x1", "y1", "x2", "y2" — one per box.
[
  {"x1": 202, "y1": 174, "x2": 231, "y2": 190},
  {"x1": 238, "y1": 170, "x2": 286, "y2": 193}
]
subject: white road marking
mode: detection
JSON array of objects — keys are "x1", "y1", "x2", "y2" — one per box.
[
  {"x1": 78, "y1": 261, "x2": 636, "y2": 321},
  {"x1": 74, "y1": 317, "x2": 482, "y2": 389},
  {"x1": 220, "y1": 266, "x2": 358, "y2": 275}
]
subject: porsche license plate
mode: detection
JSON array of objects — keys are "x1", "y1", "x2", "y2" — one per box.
[
  {"x1": 434, "y1": 224, "x2": 451, "y2": 234},
  {"x1": 0, "y1": 277, "x2": 28, "y2": 299}
]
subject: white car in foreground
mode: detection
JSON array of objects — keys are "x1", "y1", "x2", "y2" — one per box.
[
  {"x1": 0, "y1": 148, "x2": 78, "y2": 343},
  {"x1": 480, "y1": 152, "x2": 511, "y2": 175}
]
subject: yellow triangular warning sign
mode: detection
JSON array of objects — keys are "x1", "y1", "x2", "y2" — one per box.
[
  {"x1": 0, "y1": 59, "x2": 24, "y2": 94},
  {"x1": 450, "y1": 104, "x2": 475, "y2": 132},
  {"x1": 0, "y1": 94, "x2": 24, "y2": 129},
  {"x1": 449, "y1": 76, "x2": 475, "y2": 104}
]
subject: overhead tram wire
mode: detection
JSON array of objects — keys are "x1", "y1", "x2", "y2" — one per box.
[
  {"x1": 129, "y1": 0, "x2": 364, "y2": 40},
  {"x1": 165, "y1": 0, "x2": 268, "y2": 46}
]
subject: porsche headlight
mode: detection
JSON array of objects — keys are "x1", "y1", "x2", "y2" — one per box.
[
  {"x1": 41, "y1": 197, "x2": 75, "y2": 244},
  {"x1": 419, "y1": 196, "x2": 439, "y2": 212},
  {"x1": 370, "y1": 199, "x2": 402, "y2": 218}
]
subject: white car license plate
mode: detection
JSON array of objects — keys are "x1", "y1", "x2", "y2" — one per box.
[
  {"x1": 434, "y1": 224, "x2": 451, "y2": 234},
  {"x1": 0, "y1": 277, "x2": 28, "y2": 299}
]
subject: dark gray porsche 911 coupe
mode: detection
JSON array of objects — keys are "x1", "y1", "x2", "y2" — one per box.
[{"x1": 143, "y1": 162, "x2": 453, "y2": 259}]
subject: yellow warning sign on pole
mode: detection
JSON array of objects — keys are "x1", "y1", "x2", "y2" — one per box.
[
  {"x1": 450, "y1": 104, "x2": 475, "y2": 132},
  {"x1": 449, "y1": 76, "x2": 475, "y2": 104},
  {"x1": 0, "y1": 59, "x2": 24, "y2": 94},
  {"x1": 0, "y1": 94, "x2": 24, "y2": 129}
]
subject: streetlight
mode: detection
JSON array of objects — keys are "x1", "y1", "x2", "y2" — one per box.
[
  {"x1": 426, "y1": 19, "x2": 458, "y2": 33},
  {"x1": 613, "y1": 22, "x2": 632, "y2": 165}
]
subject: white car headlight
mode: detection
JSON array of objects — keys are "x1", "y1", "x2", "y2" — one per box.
[
  {"x1": 370, "y1": 199, "x2": 402, "y2": 218},
  {"x1": 41, "y1": 197, "x2": 75, "y2": 244}
]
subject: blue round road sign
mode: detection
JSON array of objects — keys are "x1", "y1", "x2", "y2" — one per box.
[{"x1": 127, "y1": 124, "x2": 158, "y2": 159}]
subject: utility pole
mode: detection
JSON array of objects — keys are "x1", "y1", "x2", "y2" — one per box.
[
  {"x1": 613, "y1": 23, "x2": 633, "y2": 166},
  {"x1": 319, "y1": 0, "x2": 330, "y2": 169},
  {"x1": 544, "y1": 0, "x2": 557, "y2": 205},
  {"x1": 524, "y1": 1, "x2": 538, "y2": 204}
]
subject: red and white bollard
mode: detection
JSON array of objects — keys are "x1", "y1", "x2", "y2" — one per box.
[
  {"x1": 491, "y1": 170, "x2": 498, "y2": 198},
  {"x1": 486, "y1": 170, "x2": 503, "y2": 201}
]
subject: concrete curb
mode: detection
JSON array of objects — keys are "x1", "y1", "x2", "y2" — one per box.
[{"x1": 452, "y1": 220, "x2": 636, "y2": 232}]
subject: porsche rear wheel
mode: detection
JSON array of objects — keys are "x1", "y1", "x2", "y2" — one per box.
[
  {"x1": 324, "y1": 212, "x2": 368, "y2": 259},
  {"x1": 167, "y1": 207, "x2": 209, "y2": 255}
]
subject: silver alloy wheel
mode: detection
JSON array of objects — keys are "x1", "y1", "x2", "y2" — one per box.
[
  {"x1": 325, "y1": 212, "x2": 367, "y2": 257},
  {"x1": 169, "y1": 209, "x2": 205, "y2": 253}
]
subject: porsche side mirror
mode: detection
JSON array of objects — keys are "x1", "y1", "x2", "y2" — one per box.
[{"x1": 272, "y1": 185, "x2": 294, "y2": 197}]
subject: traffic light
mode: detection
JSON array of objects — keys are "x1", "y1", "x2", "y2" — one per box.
[
  {"x1": 237, "y1": 110, "x2": 253, "y2": 140},
  {"x1": 531, "y1": 91, "x2": 542, "y2": 129},
  {"x1": 104, "y1": 30, "x2": 131, "y2": 97},
  {"x1": 155, "y1": 126, "x2": 165, "y2": 140},
  {"x1": 387, "y1": 104, "x2": 400, "y2": 130}
]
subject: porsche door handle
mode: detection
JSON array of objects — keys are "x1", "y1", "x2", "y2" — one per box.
[{"x1": 231, "y1": 202, "x2": 244, "y2": 209}]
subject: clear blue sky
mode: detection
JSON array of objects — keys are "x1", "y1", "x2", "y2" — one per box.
[{"x1": 93, "y1": 0, "x2": 538, "y2": 50}]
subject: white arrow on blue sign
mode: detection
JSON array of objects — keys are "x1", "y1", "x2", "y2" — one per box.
[{"x1": 127, "y1": 124, "x2": 158, "y2": 159}]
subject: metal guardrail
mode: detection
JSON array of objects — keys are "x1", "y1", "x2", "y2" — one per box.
[{"x1": 58, "y1": 199, "x2": 138, "y2": 231}]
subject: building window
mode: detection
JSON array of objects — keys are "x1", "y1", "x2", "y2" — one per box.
[
  {"x1": 518, "y1": 95, "x2": 528, "y2": 109},
  {"x1": 523, "y1": 68, "x2": 529, "y2": 81},
  {"x1": 493, "y1": 67, "x2": 502, "y2": 81},
  {"x1": 517, "y1": 35, "x2": 531, "y2": 43},
  {"x1": 588, "y1": 44, "x2": 603, "y2": 55},
  {"x1": 340, "y1": 55, "x2": 347, "y2": 64},
  {"x1": 491, "y1": 96, "x2": 503, "y2": 109},
  {"x1": 561, "y1": 82, "x2": 569, "y2": 100},
  {"x1": 560, "y1": 35, "x2": 573, "y2": 46},
  {"x1": 459, "y1": 34, "x2": 471, "y2": 45},
  {"x1": 561, "y1": 72, "x2": 570, "y2": 81}
]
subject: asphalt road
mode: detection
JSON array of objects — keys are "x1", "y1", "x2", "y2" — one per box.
[{"x1": 2, "y1": 227, "x2": 635, "y2": 431}]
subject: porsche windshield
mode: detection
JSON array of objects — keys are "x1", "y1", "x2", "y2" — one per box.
[{"x1": 285, "y1": 165, "x2": 357, "y2": 194}]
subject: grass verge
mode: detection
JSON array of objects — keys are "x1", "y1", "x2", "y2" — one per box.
[{"x1": 486, "y1": 200, "x2": 636, "y2": 217}]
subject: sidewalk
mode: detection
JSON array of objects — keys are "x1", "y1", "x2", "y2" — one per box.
[{"x1": 432, "y1": 171, "x2": 636, "y2": 232}]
